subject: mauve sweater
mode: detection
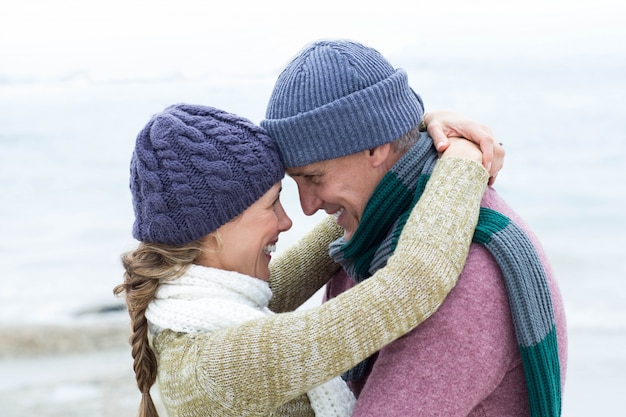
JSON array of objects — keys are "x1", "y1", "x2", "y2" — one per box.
[{"x1": 326, "y1": 187, "x2": 568, "y2": 417}]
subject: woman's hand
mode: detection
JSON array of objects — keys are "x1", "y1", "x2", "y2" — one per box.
[
  {"x1": 440, "y1": 136, "x2": 483, "y2": 166},
  {"x1": 424, "y1": 110, "x2": 504, "y2": 185}
]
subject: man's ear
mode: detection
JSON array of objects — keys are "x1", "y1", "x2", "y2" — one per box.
[{"x1": 366, "y1": 143, "x2": 392, "y2": 168}]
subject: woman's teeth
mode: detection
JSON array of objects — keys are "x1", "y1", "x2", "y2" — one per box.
[{"x1": 263, "y1": 244, "x2": 276, "y2": 255}]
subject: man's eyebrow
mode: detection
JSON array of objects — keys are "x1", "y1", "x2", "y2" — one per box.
[{"x1": 287, "y1": 168, "x2": 321, "y2": 177}]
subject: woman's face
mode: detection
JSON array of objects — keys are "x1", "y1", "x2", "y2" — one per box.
[{"x1": 198, "y1": 182, "x2": 292, "y2": 281}]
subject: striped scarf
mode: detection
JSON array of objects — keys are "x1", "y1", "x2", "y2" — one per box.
[{"x1": 329, "y1": 134, "x2": 561, "y2": 417}]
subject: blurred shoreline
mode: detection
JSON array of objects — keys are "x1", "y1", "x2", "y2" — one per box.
[{"x1": 0, "y1": 315, "x2": 129, "y2": 358}]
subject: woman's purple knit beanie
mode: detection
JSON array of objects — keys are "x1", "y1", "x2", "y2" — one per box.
[{"x1": 130, "y1": 104, "x2": 284, "y2": 245}]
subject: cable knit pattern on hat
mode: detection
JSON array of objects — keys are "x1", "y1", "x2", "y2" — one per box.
[
  {"x1": 131, "y1": 104, "x2": 284, "y2": 245},
  {"x1": 261, "y1": 40, "x2": 424, "y2": 167}
]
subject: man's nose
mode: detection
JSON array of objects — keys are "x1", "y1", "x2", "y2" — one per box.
[{"x1": 298, "y1": 188, "x2": 323, "y2": 216}]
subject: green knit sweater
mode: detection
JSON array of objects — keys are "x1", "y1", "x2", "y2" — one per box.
[{"x1": 152, "y1": 157, "x2": 489, "y2": 417}]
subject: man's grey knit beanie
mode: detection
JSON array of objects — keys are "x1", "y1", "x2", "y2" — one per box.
[{"x1": 261, "y1": 39, "x2": 424, "y2": 168}]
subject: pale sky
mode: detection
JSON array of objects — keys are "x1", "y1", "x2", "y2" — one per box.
[{"x1": 0, "y1": 0, "x2": 624, "y2": 79}]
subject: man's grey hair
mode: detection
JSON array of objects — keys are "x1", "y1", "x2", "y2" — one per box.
[{"x1": 391, "y1": 125, "x2": 421, "y2": 153}]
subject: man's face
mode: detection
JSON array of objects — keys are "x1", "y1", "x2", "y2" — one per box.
[{"x1": 286, "y1": 152, "x2": 382, "y2": 241}]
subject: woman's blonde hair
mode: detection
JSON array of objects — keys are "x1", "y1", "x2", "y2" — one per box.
[{"x1": 113, "y1": 239, "x2": 203, "y2": 417}]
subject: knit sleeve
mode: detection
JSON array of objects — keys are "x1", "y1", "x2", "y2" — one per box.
[
  {"x1": 156, "y1": 157, "x2": 488, "y2": 415},
  {"x1": 268, "y1": 216, "x2": 343, "y2": 313}
]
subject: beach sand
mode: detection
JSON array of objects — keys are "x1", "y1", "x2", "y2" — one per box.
[{"x1": 1, "y1": 315, "x2": 624, "y2": 416}]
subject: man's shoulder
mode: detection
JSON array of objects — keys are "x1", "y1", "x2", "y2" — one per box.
[{"x1": 480, "y1": 187, "x2": 512, "y2": 212}]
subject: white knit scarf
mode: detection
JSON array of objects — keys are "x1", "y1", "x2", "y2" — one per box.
[{"x1": 146, "y1": 264, "x2": 355, "y2": 417}]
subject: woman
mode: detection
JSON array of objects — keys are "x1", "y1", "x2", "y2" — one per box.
[{"x1": 114, "y1": 103, "x2": 490, "y2": 417}]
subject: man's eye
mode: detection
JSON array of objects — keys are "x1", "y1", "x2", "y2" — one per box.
[{"x1": 306, "y1": 175, "x2": 321, "y2": 184}]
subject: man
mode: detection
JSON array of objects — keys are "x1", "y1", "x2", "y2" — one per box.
[{"x1": 261, "y1": 40, "x2": 567, "y2": 416}]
